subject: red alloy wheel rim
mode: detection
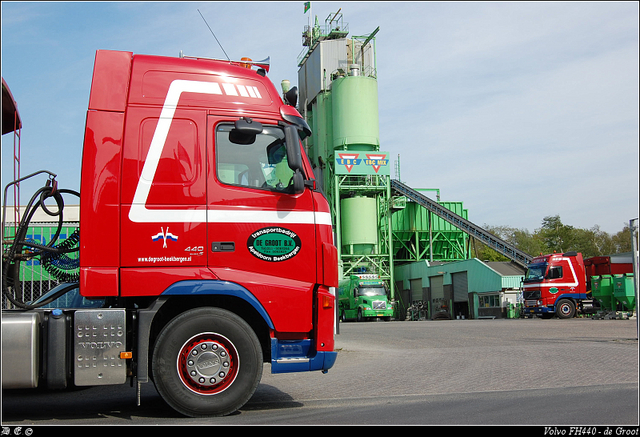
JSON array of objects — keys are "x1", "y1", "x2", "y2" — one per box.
[{"x1": 177, "y1": 332, "x2": 239, "y2": 395}]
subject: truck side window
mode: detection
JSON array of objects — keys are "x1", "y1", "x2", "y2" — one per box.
[
  {"x1": 216, "y1": 123, "x2": 297, "y2": 193},
  {"x1": 547, "y1": 266, "x2": 563, "y2": 279}
]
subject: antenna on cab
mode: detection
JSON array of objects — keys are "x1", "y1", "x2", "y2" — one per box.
[{"x1": 197, "y1": 9, "x2": 230, "y2": 61}]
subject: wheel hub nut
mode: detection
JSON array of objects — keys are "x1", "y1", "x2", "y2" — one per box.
[{"x1": 185, "y1": 341, "x2": 231, "y2": 387}]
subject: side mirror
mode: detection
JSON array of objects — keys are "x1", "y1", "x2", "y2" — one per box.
[
  {"x1": 284, "y1": 125, "x2": 305, "y2": 194},
  {"x1": 284, "y1": 125, "x2": 303, "y2": 172}
]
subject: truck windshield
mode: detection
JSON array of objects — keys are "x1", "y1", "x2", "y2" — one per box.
[
  {"x1": 358, "y1": 286, "x2": 386, "y2": 297},
  {"x1": 524, "y1": 263, "x2": 547, "y2": 282}
]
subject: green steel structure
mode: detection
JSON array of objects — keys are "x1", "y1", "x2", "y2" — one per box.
[
  {"x1": 392, "y1": 195, "x2": 470, "y2": 263},
  {"x1": 297, "y1": 11, "x2": 394, "y2": 294},
  {"x1": 296, "y1": 11, "x2": 472, "y2": 306}
]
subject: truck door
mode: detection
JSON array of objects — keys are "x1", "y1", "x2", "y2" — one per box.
[
  {"x1": 206, "y1": 116, "x2": 317, "y2": 332},
  {"x1": 547, "y1": 257, "x2": 579, "y2": 294}
]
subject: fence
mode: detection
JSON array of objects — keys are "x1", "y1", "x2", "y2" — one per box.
[{"x1": 2, "y1": 222, "x2": 79, "y2": 309}]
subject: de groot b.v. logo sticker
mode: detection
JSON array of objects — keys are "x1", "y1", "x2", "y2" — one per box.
[{"x1": 247, "y1": 227, "x2": 302, "y2": 262}]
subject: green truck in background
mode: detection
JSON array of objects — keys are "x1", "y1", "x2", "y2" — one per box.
[{"x1": 338, "y1": 274, "x2": 394, "y2": 322}]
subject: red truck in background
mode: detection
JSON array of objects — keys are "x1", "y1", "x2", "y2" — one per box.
[
  {"x1": 1, "y1": 50, "x2": 338, "y2": 417},
  {"x1": 522, "y1": 251, "x2": 633, "y2": 318}
]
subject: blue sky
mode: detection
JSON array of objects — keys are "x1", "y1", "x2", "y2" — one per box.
[{"x1": 2, "y1": 1, "x2": 638, "y2": 235}]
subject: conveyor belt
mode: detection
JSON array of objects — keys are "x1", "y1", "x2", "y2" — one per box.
[{"x1": 391, "y1": 179, "x2": 533, "y2": 268}]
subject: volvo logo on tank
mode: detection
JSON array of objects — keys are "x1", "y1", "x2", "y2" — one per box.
[{"x1": 247, "y1": 227, "x2": 301, "y2": 262}]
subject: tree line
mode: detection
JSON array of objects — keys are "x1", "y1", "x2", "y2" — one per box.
[{"x1": 472, "y1": 215, "x2": 637, "y2": 261}]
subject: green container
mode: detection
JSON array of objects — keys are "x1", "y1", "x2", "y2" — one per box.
[
  {"x1": 341, "y1": 195, "x2": 377, "y2": 255},
  {"x1": 591, "y1": 275, "x2": 615, "y2": 311},
  {"x1": 613, "y1": 274, "x2": 636, "y2": 311}
]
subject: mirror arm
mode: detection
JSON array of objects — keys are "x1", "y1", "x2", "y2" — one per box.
[{"x1": 304, "y1": 178, "x2": 316, "y2": 190}]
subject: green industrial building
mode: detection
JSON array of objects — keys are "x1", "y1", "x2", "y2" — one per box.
[{"x1": 395, "y1": 259, "x2": 525, "y2": 320}]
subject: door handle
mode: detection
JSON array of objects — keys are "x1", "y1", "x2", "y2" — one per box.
[{"x1": 211, "y1": 242, "x2": 235, "y2": 252}]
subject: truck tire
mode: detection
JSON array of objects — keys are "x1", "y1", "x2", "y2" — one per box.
[
  {"x1": 151, "y1": 307, "x2": 263, "y2": 417},
  {"x1": 357, "y1": 308, "x2": 363, "y2": 322},
  {"x1": 556, "y1": 299, "x2": 575, "y2": 319}
]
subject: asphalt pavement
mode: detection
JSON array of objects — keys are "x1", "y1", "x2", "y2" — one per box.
[{"x1": 2, "y1": 317, "x2": 638, "y2": 426}]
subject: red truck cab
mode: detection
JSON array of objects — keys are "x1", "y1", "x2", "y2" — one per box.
[
  {"x1": 70, "y1": 49, "x2": 337, "y2": 416},
  {"x1": 523, "y1": 251, "x2": 634, "y2": 319},
  {"x1": 522, "y1": 252, "x2": 586, "y2": 318}
]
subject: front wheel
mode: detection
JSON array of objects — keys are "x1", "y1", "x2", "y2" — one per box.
[
  {"x1": 556, "y1": 299, "x2": 575, "y2": 319},
  {"x1": 152, "y1": 307, "x2": 263, "y2": 417}
]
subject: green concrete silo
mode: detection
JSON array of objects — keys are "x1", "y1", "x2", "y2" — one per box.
[
  {"x1": 341, "y1": 195, "x2": 378, "y2": 255},
  {"x1": 331, "y1": 73, "x2": 379, "y2": 151}
]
